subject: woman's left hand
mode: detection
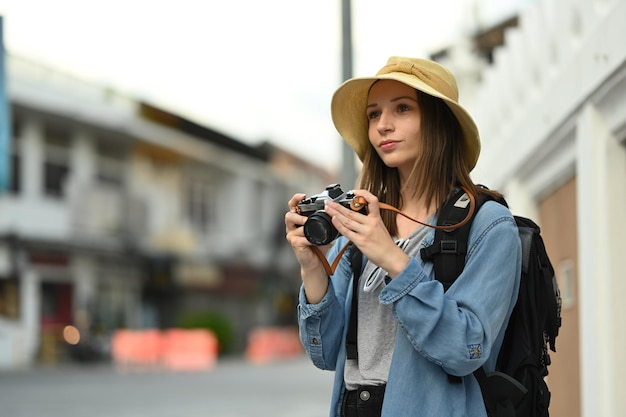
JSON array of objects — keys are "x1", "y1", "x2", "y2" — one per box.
[{"x1": 324, "y1": 190, "x2": 410, "y2": 278}]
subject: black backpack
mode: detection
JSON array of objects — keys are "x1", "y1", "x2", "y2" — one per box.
[
  {"x1": 347, "y1": 188, "x2": 562, "y2": 417},
  {"x1": 420, "y1": 188, "x2": 563, "y2": 417}
]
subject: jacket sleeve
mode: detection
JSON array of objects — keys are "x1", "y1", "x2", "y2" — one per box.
[
  {"x1": 379, "y1": 201, "x2": 522, "y2": 377},
  {"x1": 297, "y1": 237, "x2": 353, "y2": 371}
]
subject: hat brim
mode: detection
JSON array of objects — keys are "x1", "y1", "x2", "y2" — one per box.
[{"x1": 331, "y1": 72, "x2": 481, "y2": 171}]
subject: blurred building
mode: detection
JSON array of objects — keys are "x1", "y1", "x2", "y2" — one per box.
[
  {"x1": 0, "y1": 55, "x2": 332, "y2": 368},
  {"x1": 435, "y1": 0, "x2": 626, "y2": 416}
]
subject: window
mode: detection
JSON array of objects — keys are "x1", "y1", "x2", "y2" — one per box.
[
  {"x1": 186, "y1": 178, "x2": 216, "y2": 234},
  {"x1": 10, "y1": 152, "x2": 20, "y2": 194},
  {"x1": 43, "y1": 125, "x2": 71, "y2": 198},
  {"x1": 11, "y1": 113, "x2": 22, "y2": 139},
  {"x1": 96, "y1": 140, "x2": 126, "y2": 187},
  {"x1": 0, "y1": 279, "x2": 20, "y2": 319},
  {"x1": 8, "y1": 115, "x2": 21, "y2": 194},
  {"x1": 44, "y1": 162, "x2": 69, "y2": 197}
]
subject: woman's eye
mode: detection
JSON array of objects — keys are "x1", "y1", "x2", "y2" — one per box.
[
  {"x1": 397, "y1": 104, "x2": 410, "y2": 112},
  {"x1": 368, "y1": 110, "x2": 381, "y2": 120}
]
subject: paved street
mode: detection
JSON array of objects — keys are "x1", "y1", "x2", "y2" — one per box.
[{"x1": 0, "y1": 355, "x2": 335, "y2": 417}]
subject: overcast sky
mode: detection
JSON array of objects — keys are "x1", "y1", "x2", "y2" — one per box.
[{"x1": 0, "y1": 0, "x2": 532, "y2": 171}]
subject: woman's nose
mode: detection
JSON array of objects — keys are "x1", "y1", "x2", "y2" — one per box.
[{"x1": 377, "y1": 112, "x2": 394, "y2": 134}]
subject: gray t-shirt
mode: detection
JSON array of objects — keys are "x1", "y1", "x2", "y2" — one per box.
[{"x1": 344, "y1": 223, "x2": 430, "y2": 390}]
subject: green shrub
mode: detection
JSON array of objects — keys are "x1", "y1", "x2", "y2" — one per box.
[{"x1": 177, "y1": 311, "x2": 235, "y2": 354}]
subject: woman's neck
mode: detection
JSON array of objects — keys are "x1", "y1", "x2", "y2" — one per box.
[
  {"x1": 395, "y1": 191, "x2": 437, "y2": 239},
  {"x1": 398, "y1": 172, "x2": 437, "y2": 214}
]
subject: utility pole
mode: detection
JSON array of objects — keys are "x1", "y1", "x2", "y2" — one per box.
[{"x1": 340, "y1": 0, "x2": 358, "y2": 189}]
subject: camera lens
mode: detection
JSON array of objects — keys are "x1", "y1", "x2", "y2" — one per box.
[{"x1": 304, "y1": 211, "x2": 338, "y2": 246}]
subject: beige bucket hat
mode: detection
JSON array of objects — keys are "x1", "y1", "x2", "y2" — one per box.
[{"x1": 331, "y1": 56, "x2": 481, "y2": 171}]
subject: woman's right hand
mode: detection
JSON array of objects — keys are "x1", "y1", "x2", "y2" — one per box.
[
  {"x1": 285, "y1": 193, "x2": 323, "y2": 269},
  {"x1": 285, "y1": 193, "x2": 330, "y2": 303}
]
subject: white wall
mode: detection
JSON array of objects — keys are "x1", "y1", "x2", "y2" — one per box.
[{"x1": 463, "y1": 0, "x2": 626, "y2": 415}]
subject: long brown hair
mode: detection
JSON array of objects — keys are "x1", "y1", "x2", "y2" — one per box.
[{"x1": 358, "y1": 90, "x2": 501, "y2": 236}]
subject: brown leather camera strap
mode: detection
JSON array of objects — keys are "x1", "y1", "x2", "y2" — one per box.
[{"x1": 313, "y1": 187, "x2": 476, "y2": 276}]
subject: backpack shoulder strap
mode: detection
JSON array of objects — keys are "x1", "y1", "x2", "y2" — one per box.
[
  {"x1": 346, "y1": 244, "x2": 363, "y2": 360},
  {"x1": 420, "y1": 188, "x2": 491, "y2": 291}
]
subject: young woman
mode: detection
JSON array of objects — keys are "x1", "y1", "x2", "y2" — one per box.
[{"x1": 284, "y1": 56, "x2": 522, "y2": 417}]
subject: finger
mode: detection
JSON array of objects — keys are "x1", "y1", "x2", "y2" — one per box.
[
  {"x1": 285, "y1": 193, "x2": 308, "y2": 232},
  {"x1": 325, "y1": 195, "x2": 371, "y2": 223},
  {"x1": 285, "y1": 211, "x2": 307, "y2": 232},
  {"x1": 326, "y1": 205, "x2": 366, "y2": 238},
  {"x1": 332, "y1": 203, "x2": 366, "y2": 227},
  {"x1": 288, "y1": 193, "x2": 307, "y2": 211},
  {"x1": 285, "y1": 224, "x2": 310, "y2": 250},
  {"x1": 330, "y1": 214, "x2": 359, "y2": 239},
  {"x1": 352, "y1": 190, "x2": 381, "y2": 217}
]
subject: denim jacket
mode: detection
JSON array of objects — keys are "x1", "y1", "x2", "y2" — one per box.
[{"x1": 297, "y1": 200, "x2": 522, "y2": 417}]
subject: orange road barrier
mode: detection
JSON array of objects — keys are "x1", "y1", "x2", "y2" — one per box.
[
  {"x1": 110, "y1": 328, "x2": 218, "y2": 372},
  {"x1": 245, "y1": 326, "x2": 303, "y2": 364},
  {"x1": 110, "y1": 329, "x2": 141, "y2": 373},
  {"x1": 136, "y1": 329, "x2": 163, "y2": 369},
  {"x1": 161, "y1": 328, "x2": 218, "y2": 372}
]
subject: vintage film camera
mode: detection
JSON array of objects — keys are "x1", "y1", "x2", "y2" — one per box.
[{"x1": 297, "y1": 184, "x2": 367, "y2": 245}]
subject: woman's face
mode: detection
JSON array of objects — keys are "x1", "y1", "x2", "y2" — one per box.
[{"x1": 367, "y1": 80, "x2": 422, "y2": 173}]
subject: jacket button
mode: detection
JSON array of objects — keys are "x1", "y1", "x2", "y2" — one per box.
[
  {"x1": 312, "y1": 338, "x2": 319, "y2": 345},
  {"x1": 360, "y1": 390, "x2": 370, "y2": 401}
]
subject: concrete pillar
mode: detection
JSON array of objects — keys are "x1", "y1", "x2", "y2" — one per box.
[
  {"x1": 71, "y1": 255, "x2": 97, "y2": 347},
  {"x1": 20, "y1": 268, "x2": 40, "y2": 364},
  {"x1": 72, "y1": 256, "x2": 96, "y2": 314},
  {"x1": 20, "y1": 118, "x2": 43, "y2": 200},
  {"x1": 576, "y1": 103, "x2": 626, "y2": 417}
]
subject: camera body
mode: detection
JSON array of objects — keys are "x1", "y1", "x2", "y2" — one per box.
[{"x1": 297, "y1": 184, "x2": 367, "y2": 245}]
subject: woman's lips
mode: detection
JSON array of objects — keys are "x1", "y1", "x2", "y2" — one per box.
[{"x1": 380, "y1": 140, "x2": 399, "y2": 151}]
